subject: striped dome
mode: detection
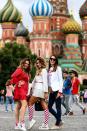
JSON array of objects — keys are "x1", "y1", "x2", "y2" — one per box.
[
  {"x1": 62, "y1": 16, "x2": 81, "y2": 34},
  {"x1": 29, "y1": 0, "x2": 53, "y2": 16},
  {"x1": 0, "y1": 0, "x2": 22, "y2": 23}
]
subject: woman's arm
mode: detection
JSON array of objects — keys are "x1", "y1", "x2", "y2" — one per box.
[
  {"x1": 10, "y1": 68, "x2": 22, "y2": 84},
  {"x1": 57, "y1": 66, "x2": 63, "y2": 93},
  {"x1": 42, "y1": 68, "x2": 48, "y2": 93},
  {"x1": 31, "y1": 77, "x2": 36, "y2": 88}
]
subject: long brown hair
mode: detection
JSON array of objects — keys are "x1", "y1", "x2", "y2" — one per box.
[
  {"x1": 48, "y1": 55, "x2": 58, "y2": 71},
  {"x1": 36, "y1": 57, "x2": 46, "y2": 75},
  {"x1": 19, "y1": 58, "x2": 30, "y2": 73}
]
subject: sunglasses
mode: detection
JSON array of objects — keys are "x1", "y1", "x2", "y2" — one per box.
[{"x1": 50, "y1": 58, "x2": 56, "y2": 61}]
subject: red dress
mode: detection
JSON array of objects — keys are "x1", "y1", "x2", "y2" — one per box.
[{"x1": 10, "y1": 67, "x2": 29, "y2": 101}]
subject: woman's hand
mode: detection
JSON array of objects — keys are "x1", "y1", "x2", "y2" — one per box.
[
  {"x1": 56, "y1": 92, "x2": 63, "y2": 98},
  {"x1": 18, "y1": 80, "x2": 25, "y2": 87}
]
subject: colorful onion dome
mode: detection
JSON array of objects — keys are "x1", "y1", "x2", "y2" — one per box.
[
  {"x1": 29, "y1": 0, "x2": 53, "y2": 17},
  {"x1": 62, "y1": 16, "x2": 81, "y2": 34},
  {"x1": 79, "y1": 0, "x2": 87, "y2": 19},
  {"x1": 15, "y1": 22, "x2": 29, "y2": 37},
  {"x1": 0, "y1": 0, "x2": 22, "y2": 23}
]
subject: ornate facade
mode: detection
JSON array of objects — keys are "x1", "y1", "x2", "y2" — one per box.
[
  {"x1": 29, "y1": 0, "x2": 87, "y2": 72},
  {"x1": 29, "y1": 0, "x2": 53, "y2": 58},
  {"x1": 0, "y1": 0, "x2": 87, "y2": 73},
  {"x1": 79, "y1": 0, "x2": 87, "y2": 60},
  {"x1": 49, "y1": 0, "x2": 68, "y2": 15},
  {"x1": 0, "y1": 0, "x2": 21, "y2": 42},
  {"x1": 61, "y1": 16, "x2": 82, "y2": 70},
  {"x1": 29, "y1": 0, "x2": 70, "y2": 58},
  {"x1": 49, "y1": 0, "x2": 69, "y2": 57}
]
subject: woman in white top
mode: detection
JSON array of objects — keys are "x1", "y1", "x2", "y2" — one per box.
[
  {"x1": 48, "y1": 55, "x2": 63, "y2": 129},
  {"x1": 28, "y1": 57, "x2": 49, "y2": 130}
]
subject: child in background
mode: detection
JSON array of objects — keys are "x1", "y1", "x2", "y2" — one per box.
[{"x1": 5, "y1": 79, "x2": 14, "y2": 112}]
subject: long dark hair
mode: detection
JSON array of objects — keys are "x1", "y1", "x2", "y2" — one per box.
[
  {"x1": 48, "y1": 55, "x2": 58, "y2": 71},
  {"x1": 19, "y1": 58, "x2": 31, "y2": 73}
]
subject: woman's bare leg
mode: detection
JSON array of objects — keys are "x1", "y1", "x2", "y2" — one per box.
[
  {"x1": 29, "y1": 96, "x2": 39, "y2": 106},
  {"x1": 20, "y1": 100, "x2": 27, "y2": 123},
  {"x1": 15, "y1": 101, "x2": 21, "y2": 125}
]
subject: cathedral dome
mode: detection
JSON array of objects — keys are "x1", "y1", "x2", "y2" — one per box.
[
  {"x1": 0, "y1": 0, "x2": 22, "y2": 23},
  {"x1": 15, "y1": 22, "x2": 29, "y2": 37},
  {"x1": 29, "y1": 0, "x2": 53, "y2": 17},
  {"x1": 79, "y1": 0, "x2": 87, "y2": 19},
  {"x1": 62, "y1": 16, "x2": 81, "y2": 34}
]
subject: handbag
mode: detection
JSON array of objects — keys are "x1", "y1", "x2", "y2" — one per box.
[{"x1": 35, "y1": 100, "x2": 43, "y2": 111}]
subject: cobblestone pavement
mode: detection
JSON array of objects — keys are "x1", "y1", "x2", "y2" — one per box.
[{"x1": 0, "y1": 103, "x2": 87, "y2": 131}]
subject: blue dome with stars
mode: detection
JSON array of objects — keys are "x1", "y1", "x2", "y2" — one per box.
[{"x1": 29, "y1": 0, "x2": 53, "y2": 17}]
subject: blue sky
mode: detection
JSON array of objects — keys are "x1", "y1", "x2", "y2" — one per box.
[{"x1": 0, "y1": 0, "x2": 85, "y2": 38}]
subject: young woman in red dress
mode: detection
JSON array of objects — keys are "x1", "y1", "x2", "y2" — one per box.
[{"x1": 10, "y1": 58, "x2": 30, "y2": 131}]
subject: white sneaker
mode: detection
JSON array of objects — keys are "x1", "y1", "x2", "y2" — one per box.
[
  {"x1": 39, "y1": 123, "x2": 49, "y2": 130},
  {"x1": 14, "y1": 123, "x2": 20, "y2": 130},
  {"x1": 28, "y1": 119, "x2": 36, "y2": 129},
  {"x1": 50, "y1": 125, "x2": 60, "y2": 130},
  {"x1": 5, "y1": 110, "x2": 8, "y2": 112},
  {"x1": 19, "y1": 123, "x2": 26, "y2": 131}
]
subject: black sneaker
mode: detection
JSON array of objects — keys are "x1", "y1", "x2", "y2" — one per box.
[
  {"x1": 56, "y1": 121, "x2": 64, "y2": 127},
  {"x1": 68, "y1": 111, "x2": 73, "y2": 115},
  {"x1": 83, "y1": 108, "x2": 86, "y2": 115}
]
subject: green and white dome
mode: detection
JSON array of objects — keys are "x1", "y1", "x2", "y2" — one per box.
[{"x1": 0, "y1": 0, "x2": 22, "y2": 23}]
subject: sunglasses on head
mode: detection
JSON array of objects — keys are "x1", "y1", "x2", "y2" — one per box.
[{"x1": 50, "y1": 57, "x2": 56, "y2": 61}]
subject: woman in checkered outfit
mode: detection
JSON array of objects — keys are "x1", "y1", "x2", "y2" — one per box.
[{"x1": 28, "y1": 57, "x2": 49, "y2": 130}]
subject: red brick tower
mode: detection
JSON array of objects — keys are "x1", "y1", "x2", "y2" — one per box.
[
  {"x1": 48, "y1": 0, "x2": 69, "y2": 57},
  {"x1": 29, "y1": 0, "x2": 53, "y2": 58}
]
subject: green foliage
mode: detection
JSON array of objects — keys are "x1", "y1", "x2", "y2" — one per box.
[
  {"x1": 80, "y1": 84, "x2": 87, "y2": 91},
  {"x1": 0, "y1": 42, "x2": 37, "y2": 88}
]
